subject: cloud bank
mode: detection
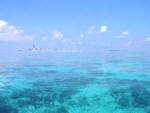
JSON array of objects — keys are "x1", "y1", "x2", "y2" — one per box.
[
  {"x1": 88, "y1": 25, "x2": 107, "y2": 34},
  {"x1": 0, "y1": 20, "x2": 34, "y2": 41},
  {"x1": 117, "y1": 31, "x2": 129, "y2": 38},
  {"x1": 52, "y1": 30, "x2": 64, "y2": 40}
]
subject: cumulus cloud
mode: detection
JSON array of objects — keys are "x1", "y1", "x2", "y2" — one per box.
[
  {"x1": 80, "y1": 34, "x2": 84, "y2": 38},
  {"x1": 88, "y1": 25, "x2": 107, "y2": 34},
  {"x1": 122, "y1": 32, "x2": 129, "y2": 35},
  {"x1": 0, "y1": 20, "x2": 35, "y2": 41},
  {"x1": 117, "y1": 31, "x2": 129, "y2": 38},
  {"x1": 100, "y1": 26, "x2": 107, "y2": 32},
  {"x1": 0, "y1": 20, "x2": 7, "y2": 26},
  {"x1": 51, "y1": 30, "x2": 82, "y2": 45},
  {"x1": 52, "y1": 30, "x2": 63, "y2": 40}
]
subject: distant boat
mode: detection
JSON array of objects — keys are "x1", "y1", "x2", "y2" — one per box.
[
  {"x1": 18, "y1": 45, "x2": 82, "y2": 53},
  {"x1": 29, "y1": 44, "x2": 38, "y2": 52},
  {"x1": 18, "y1": 44, "x2": 38, "y2": 52}
]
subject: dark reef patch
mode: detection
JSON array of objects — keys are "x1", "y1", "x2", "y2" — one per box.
[
  {"x1": 0, "y1": 96, "x2": 8, "y2": 104},
  {"x1": 77, "y1": 96, "x2": 89, "y2": 107},
  {"x1": 0, "y1": 105, "x2": 18, "y2": 113},
  {"x1": 130, "y1": 83, "x2": 150, "y2": 108},
  {"x1": 67, "y1": 100, "x2": 77, "y2": 106},
  {"x1": 8, "y1": 81, "x2": 80, "y2": 111},
  {"x1": 109, "y1": 79, "x2": 150, "y2": 109},
  {"x1": 56, "y1": 107, "x2": 69, "y2": 113},
  {"x1": 92, "y1": 95, "x2": 101, "y2": 102},
  {"x1": 58, "y1": 89, "x2": 79, "y2": 103},
  {"x1": 110, "y1": 88, "x2": 130, "y2": 108},
  {"x1": 117, "y1": 96, "x2": 129, "y2": 108}
]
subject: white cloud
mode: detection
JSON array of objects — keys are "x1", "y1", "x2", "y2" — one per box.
[
  {"x1": 117, "y1": 31, "x2": 129, "y2": 38},
  {"x1": 122, "y1": 32, "x2": 129, "y2": 35},
  {"x1": 52, "y1": 31, "x2": 82, "y2": 45},
  {"x1": 0, "y1": 20, "x2": 34, "y2": 41},
  {"x1": 0, "y1": 20, "x2": 7, "y2": 27},
  {"x1": 80, "y1": 34, "x2": 84, "y2": 38},
  {"x1": 88, "y1": 25, "x2": 107, "y2": 34},
  {"x1": 52, "y1": 30, "x2": 63, "y2": 40},
  {"x1": 146, "y1": 37, "x2": 150, "y2": 42},
  {"x1": 100, "y1": 26, "x2": 107, "y2": 32}
]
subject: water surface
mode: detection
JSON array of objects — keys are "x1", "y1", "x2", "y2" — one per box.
[{"x1": 0, "y1": 52, "x2": 150, "y2": 113}]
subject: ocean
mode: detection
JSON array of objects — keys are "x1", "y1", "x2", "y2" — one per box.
[{"x1": 0, "y1": 51, "x2": 150, "y2": 113}]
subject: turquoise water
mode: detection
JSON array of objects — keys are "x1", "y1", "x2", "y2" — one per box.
[{"x1": 0, "y1": 52, "x2": 150, "y2": 113}]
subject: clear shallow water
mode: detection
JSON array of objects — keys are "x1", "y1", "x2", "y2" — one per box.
[{"x1": 0, "y1": 52, "x2": 150, "y2": 113}]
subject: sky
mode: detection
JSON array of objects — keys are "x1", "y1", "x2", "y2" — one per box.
[{"x1": 0, "y1": 0, "x2": 150, "y2": 52}]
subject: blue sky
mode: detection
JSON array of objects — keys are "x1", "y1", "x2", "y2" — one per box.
[{"x1": 0, "y1": 0, "x2": 150, "y2": 52}]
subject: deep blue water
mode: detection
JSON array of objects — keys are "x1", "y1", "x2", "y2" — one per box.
[{"x1": 0, "y1": 51, "x2": 150, "y2": 113}]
